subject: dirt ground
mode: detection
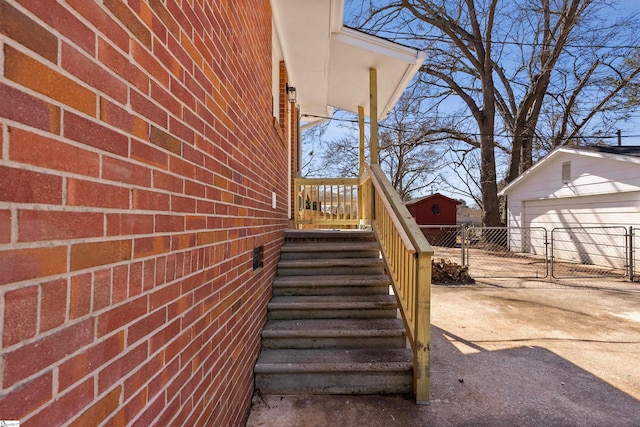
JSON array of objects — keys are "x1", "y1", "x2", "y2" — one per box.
[{"x1": 245, "y1": 285, "x2": 640, "y2": 426}]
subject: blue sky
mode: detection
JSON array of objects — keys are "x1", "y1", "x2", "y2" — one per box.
[
  {"x1": 304, "y1": 1, "x2": 640, "y2": 204},
  {"x1": 611, "y1": 0, "x2": 640, "y2": 145}
]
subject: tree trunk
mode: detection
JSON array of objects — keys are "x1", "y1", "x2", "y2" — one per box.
[
  {"x1": 507, "y1": 135, "x2": 522, "y2": 183},
  {"x1": 479, "y1": 132, "x2": 500, "y2": 227}
]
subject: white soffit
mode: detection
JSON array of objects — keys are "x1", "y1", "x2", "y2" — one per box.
[{"x1": 271, "y1": 0, "x2": 425, "y2": 124}]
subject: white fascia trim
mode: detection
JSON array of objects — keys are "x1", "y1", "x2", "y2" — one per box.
[
  {"x1": 380, "y1": 51, "x2": 426, "y2": 120},
  {"x1": 555, "y1": 147, "x2": 640, "y2": 164},
  {"x1": 499, "y1": 149, "x2": 565, "y2": 196},
  {"x1": 499, "y1": 150, "x2": 559, "y2": 196},
  {"x1": 332, "y1": 27, "x2": 424, "y2": 64},
  {"x1": 300, "y1": 118, "x2": 329, "y2": 131}
]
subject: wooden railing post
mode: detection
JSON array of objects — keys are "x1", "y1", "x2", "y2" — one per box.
[
  {"x1": 414, "y1": 251, "x2": 431, "y2": 404},
  {"x1": 629, "y1": 226, "x2": 634, "y2": 281},
  {"x1": 358, "y1": 107, "x2": 366, "y2": 225},
  {"x1": 294, "y1": 180, "x2": 300, "y2": 229},
  {"x1": 358, "y1": 170, "x2": 372, "y2": 228},
  {"x1": 358, "y1": 106, "x2": 365, "y2": 176}
]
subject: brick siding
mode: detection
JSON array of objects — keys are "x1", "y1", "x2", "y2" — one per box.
[{"x1": 0, "y1": 0, "x2": 291, "y2": 425}]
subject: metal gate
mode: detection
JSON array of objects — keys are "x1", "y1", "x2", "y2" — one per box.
[
  {"x1": 464, "y1": 227, "x2": 549, "y2": 278},
  {"x1": 550, "y1": 227, "x2": 628, "y2": 279}
]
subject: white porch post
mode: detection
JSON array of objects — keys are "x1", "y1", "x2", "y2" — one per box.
[{"x1": 369, "y1": 68, "x2": 379, "y2": 165}]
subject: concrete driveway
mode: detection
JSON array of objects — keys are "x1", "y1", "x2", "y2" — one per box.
[{"x1": 246, "y1": 285, "x2": 640, "y2": 426}]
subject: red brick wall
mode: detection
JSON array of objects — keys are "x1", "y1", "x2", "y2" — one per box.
[{"x1": 0, "y1": 0, "x2": 289, "y2": 425}]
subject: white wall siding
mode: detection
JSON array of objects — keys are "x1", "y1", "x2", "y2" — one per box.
[{"x1": 503, "y1": 150, "x2": 640, "y2": 271}]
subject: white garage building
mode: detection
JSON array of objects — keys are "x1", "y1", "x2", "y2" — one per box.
[{"x1": 499, "y1": 145, "x2": 640, "y2": 271}]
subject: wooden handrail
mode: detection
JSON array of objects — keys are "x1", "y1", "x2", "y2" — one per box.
[
  {"x1": 367, "y1": 164, "x2": 433, "y2": 254},
  {"x1": 365, "y1": 163, "x2": 433, "y2": 404},
  {"x1": 366, "y1": 166, "x2": 416, "y2": 253}
]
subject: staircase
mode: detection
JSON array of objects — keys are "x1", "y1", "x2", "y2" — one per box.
[{"x1": 254, "y1": 229, "x2": 413, "y2": 395}]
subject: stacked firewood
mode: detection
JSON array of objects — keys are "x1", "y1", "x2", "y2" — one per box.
[{"x1": 431, "y1": 258, "x2": 475, "y2": 284}]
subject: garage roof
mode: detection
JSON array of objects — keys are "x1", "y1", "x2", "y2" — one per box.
[
  {"x1": 575, "y1": 145, "x2": 640, "y2": 158},
  {"x1": 271, "y1": 0, "x2": 426, "y2": 125},
  {"x1": 499, "y1": 145, "x2": 640, "y2": 196}
]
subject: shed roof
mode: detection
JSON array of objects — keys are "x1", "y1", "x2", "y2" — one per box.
[
  {"x1": 499, "y1": 145, "x2": 640, "y2": 196},
  {"x1": 405, "y1": 192, "x2": 462, "y2": 207},
  {"x1": 271, "y1": 0, "x2": 425, "y2": 126}
]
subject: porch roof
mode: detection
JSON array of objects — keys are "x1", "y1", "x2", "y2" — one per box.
[{"x1": 271, "y1": 0, "x2": 426, "y2": 126}]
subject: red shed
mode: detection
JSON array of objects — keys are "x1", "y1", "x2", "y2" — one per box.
[
  {"x1": 406, "y1": 193, "x2": 461, "y2": 225},
  {"x1": 406, "y1": 193, "x2": 461, "y2": 246}
]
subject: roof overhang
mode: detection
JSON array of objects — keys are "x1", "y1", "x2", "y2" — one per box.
[{"x1": 271, "y1": 0, "x2": 426, "y2": 126}]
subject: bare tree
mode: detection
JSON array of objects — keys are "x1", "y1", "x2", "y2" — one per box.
[
  {"x1": 300, "y1": 120, "x2": 333, "y2": 177},
  {"x1": 441, "y1": 146, "x2": 483, "y2": 208},
  {"x1": 493, "y1": 0, "x2": 640, "y2": 179},
  {"x1": 303, "y1": 92, "x2": 444, "y2": 201},
  {"x1": 353, "y1": 0, "x2": 502, "y2": 225},
  {"x1": 348, "y1": 0, "x2": 640, "y2": 225},
  {"x1": 378, "y1": 91, "x2": 445, "y2": 201}
]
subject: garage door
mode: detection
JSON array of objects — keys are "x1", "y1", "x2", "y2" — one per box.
[
  {"x1": 523, "y1": 192, "x2": 640, "y2": 230},
  {"x1": 523, "y1": 193, "x2": 639, "y2": 272}
]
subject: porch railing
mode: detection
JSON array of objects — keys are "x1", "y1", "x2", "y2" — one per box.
[
  {"x1": 363, "y1": 164, "x2": 433, "y2": 404},
  {"x1": 293, "y1": 177, "x2": 361, "y2": 228}
]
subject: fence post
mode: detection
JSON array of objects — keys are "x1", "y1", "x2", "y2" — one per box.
[
  {"x1": 544, "y1": 229, "x2": 549, "y2": 278},
  {"x1": 629, "y1": 226, "x2": 634, "y2": 282},
  {"x1": 550, "y1": 228, "x2": 555, "y2": 278},
  {"x1": 461, "y1": 224, "x2": 466, "y2": 266}
]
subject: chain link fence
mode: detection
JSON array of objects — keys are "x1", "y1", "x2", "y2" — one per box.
[
  {"x1": 464, "y1": 227, "x2": 549, "y2": 279},
  {"x1": 551, "y1": 226, "x2": 628, "y2": 279},
  {"x1": 420, "y1": 225, "x2": 639, "y2": 285}
]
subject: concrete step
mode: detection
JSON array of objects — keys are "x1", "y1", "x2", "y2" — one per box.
[
  {"x1": 284, "y1": 229, "x2": 376, "y2": 243},
  {"x1": 261, "y1": 318, "x2": 406, "y2": 349},
  {"x1": 254, "y1": 348, "x2": 413, "y2": 394},
  {"x1": 280, "y1": 241, "x2": 381, "y2": 260},
  {"x1": 254, "y1": 229, "x2": 413, "y2": 397},
  {"x1": 267, "y1": 295, "x2": 398, "y2": 320},
  {"x1": 272, "y1": 274, "x2": 391, "y2": 296},
  {"x1": 277, "y1": 258, "x2": 385, "y2": 276}
]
